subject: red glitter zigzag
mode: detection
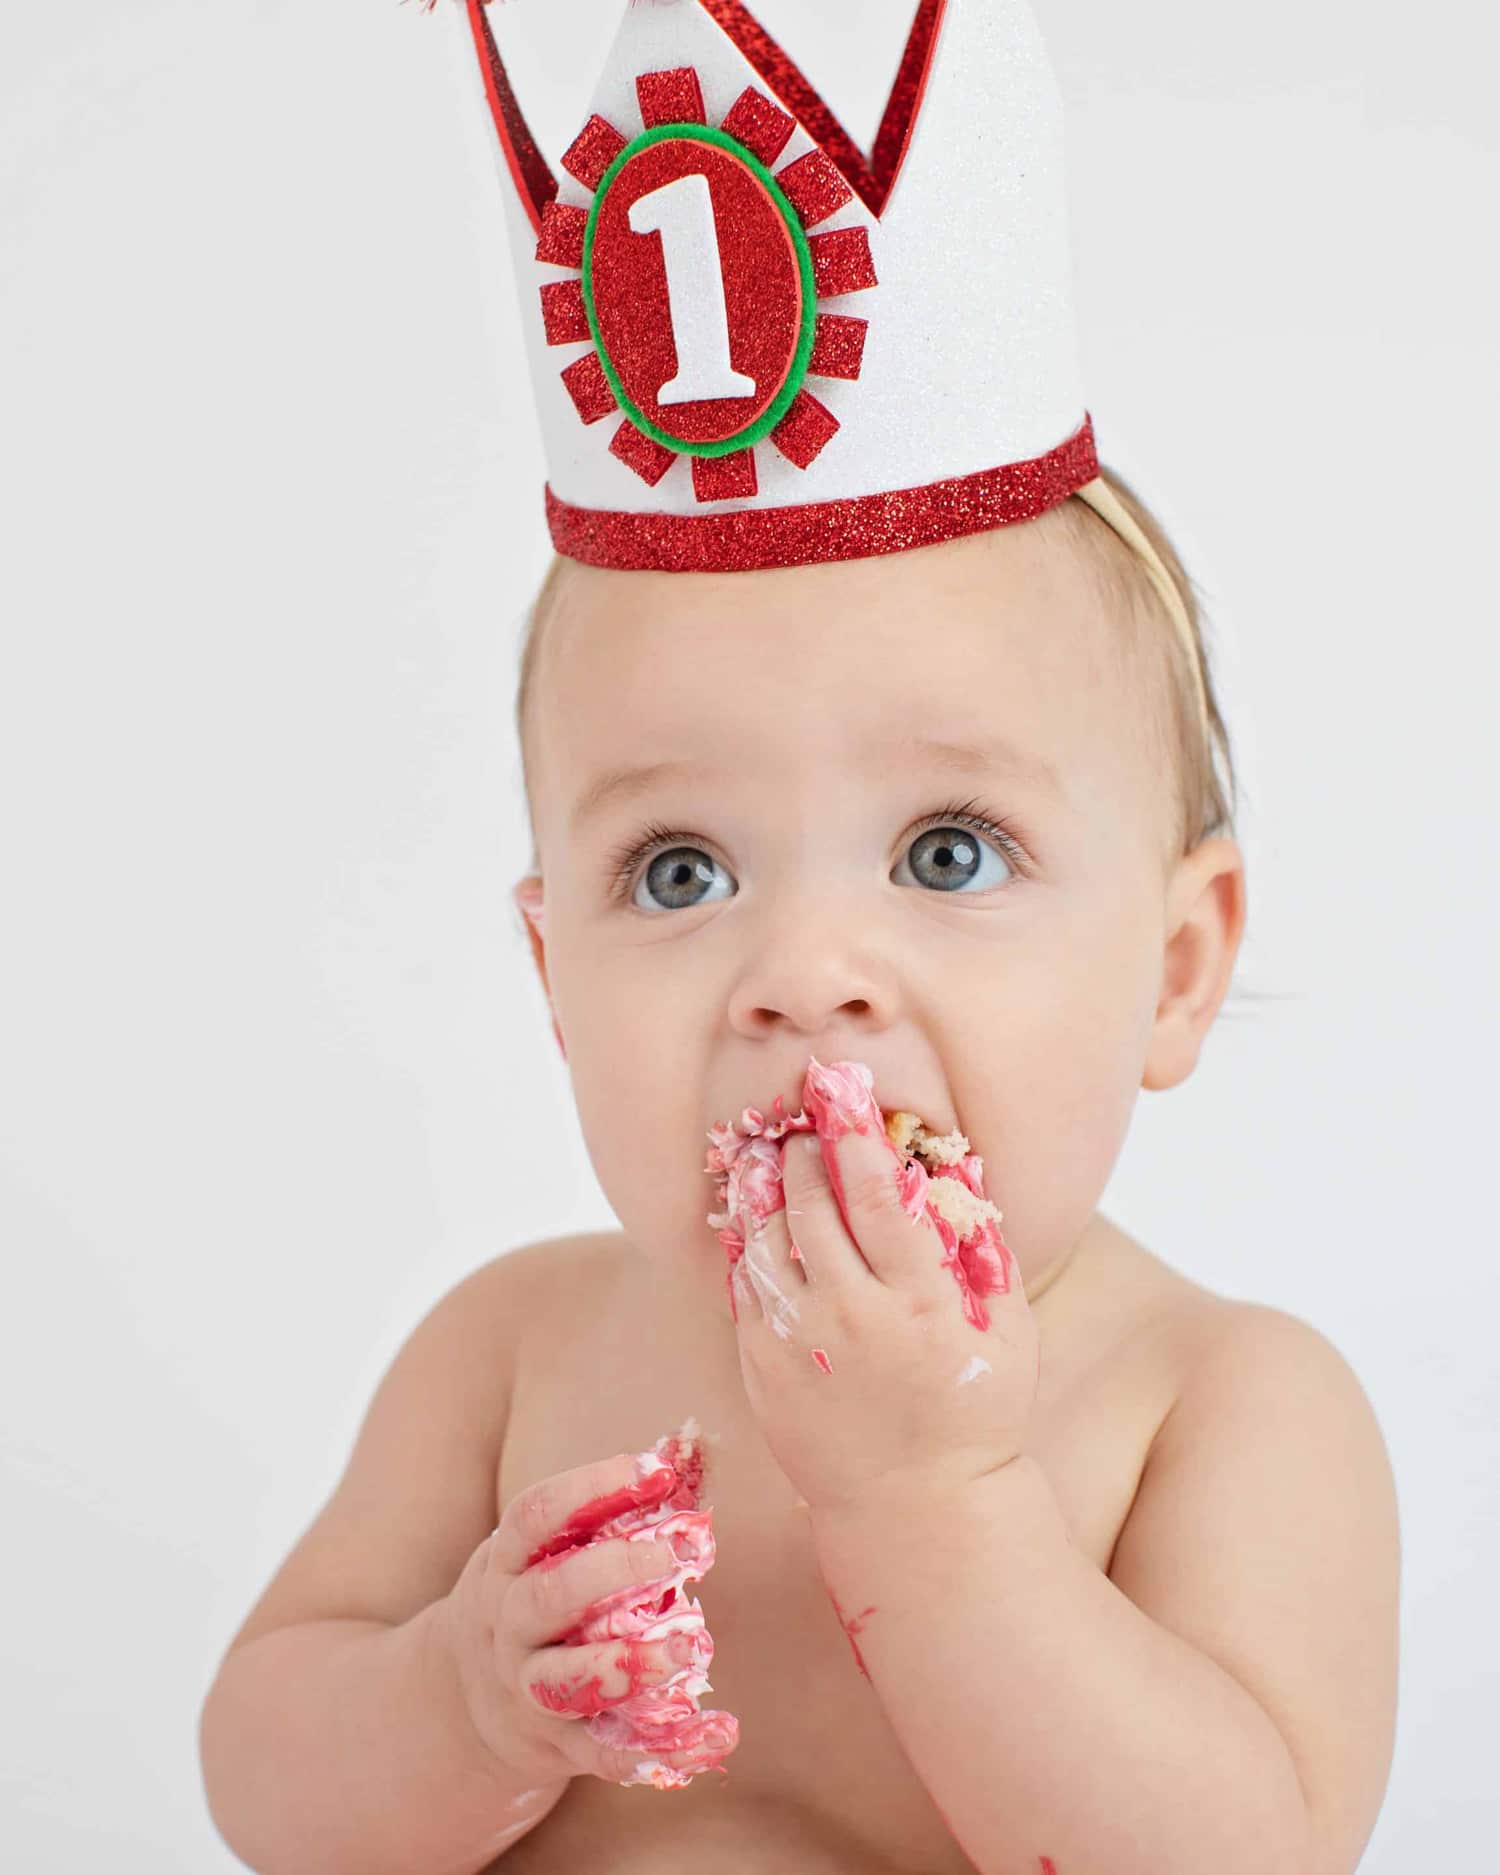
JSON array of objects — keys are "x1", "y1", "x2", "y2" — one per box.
[
  {"x1": 450, "y1": 0, "x2": 951, "y2": 227},
  {"x1": 697, "y1": 0, "x2": 948, "y2": 215}
]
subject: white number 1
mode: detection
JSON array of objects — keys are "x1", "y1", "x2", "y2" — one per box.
[{"x1": 628, "y1": 173, "x2": 756, "y2": 407}]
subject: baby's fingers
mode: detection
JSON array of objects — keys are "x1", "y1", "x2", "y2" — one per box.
[
  {"x1": 578, "y1": 1706, "x2": 741, "y2": 1789},
  {"x1": 551, "y1": 1717, "x2": 738, "y2": 1785},
  {"x1": 523, "y1": 1630, "x2": 712, "y2": 1719},
  {"x1": 506, "y1": 1527, "x2": 702, "y2": 1653},
  {"x1": 494, "y1": 1448, "x2": 680, "y2": 1577}
]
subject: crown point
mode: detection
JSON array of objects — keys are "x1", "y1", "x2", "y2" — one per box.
[
  {"x1": 719, "y1": 87, "x2": 796, "y2": 169},
  {"x1": 692, "y1": 451, "x2": 759, "y2": 505},
  {"x1": 535, "y1": 202, "x2": 588, "y2": 270},
  {"x1": 809, "y1": 226, "x2": 879, "y2": 298},
  {"x1": 610, "y1": 421, "x2": 678, "y2": 487},
  {"x1": 776, "y1": 148, "x2": 856, "y2": 230},
  {"x1": 560, "y1": 352, "x2": 618, "y2": 425},
  {"x1": 561, "y1": 114, "x2": 628, "y2": 193},
  {"x1": 539, "y1": 279, "x2": 591, "y2": 348},
  {"x1": 636, "y1": 67, "x2": 707, "y2": 130},
  {"x1": 808, "y1": 314, "x2": 869, "y2": 383},
  {"x1": 771, "y1": 390, "x2": 840, "y2": 471}
]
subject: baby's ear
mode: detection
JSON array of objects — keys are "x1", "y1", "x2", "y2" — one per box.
[
  {"x1": 1141, "y1": 837, "x2": 1246, "y2": 1092},
  {"x1": 514, "y1": 874, "x2": 546, "y2": 947},
  {"x1": 512, "y1": 876, "x2": 567, "y2": 1063}
]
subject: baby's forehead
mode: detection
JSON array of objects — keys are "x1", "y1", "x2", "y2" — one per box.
[
  {"x1": 522, "y1": 533, "x2": 1173, "y2": 879},
  {"x1": 537, "y1": 523, "x2": 1129, "y2": 794}
]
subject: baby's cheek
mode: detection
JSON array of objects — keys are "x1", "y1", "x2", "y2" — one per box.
[
  {"x1": 969, "y1": 1049, "x2": 1141, "y2": 1270},
  {"x1": 960, "y1": 918, "x2": 1156, "y2": 1233},
  {"x1": 611, "y1": 1144, "x2": 704, "y2": 1252},
  {"x1": 573, "y1": 1075, "x2": 719, "y2": 1260}
]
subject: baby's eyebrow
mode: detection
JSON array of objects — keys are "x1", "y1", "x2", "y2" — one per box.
[
  {"x1": 571, "y1": 759, "x2": 707, "y2": 834},
  {"x1": 569, "y1": 734, "x2": 1063, "y2": 834}
]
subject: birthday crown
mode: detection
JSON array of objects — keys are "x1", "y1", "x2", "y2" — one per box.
[{"x1": 435, "y1": 0, "x2": 1209, "y2": 736}]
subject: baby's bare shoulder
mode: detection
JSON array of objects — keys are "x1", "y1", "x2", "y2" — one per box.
[
  {"x1": 487, "y1": 1230, "x2": 628, "y2": 1339},
  {"x1": 490, "y1": 1229, "x2": 626, "y2": 1292}
]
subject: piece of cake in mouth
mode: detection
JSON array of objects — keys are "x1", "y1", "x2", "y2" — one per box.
[
  {"x1": 527, "y1": 1417, "x2": 739, "y2": 1789},
  {"x1": 705, "y1": 1057, "x2": 1016, "y2": 1334}
]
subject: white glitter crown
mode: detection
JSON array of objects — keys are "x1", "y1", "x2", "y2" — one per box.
[
  {"x1": 432, "y1": 0, "x2": 1211, "y2": 746},
  {"x1": 441, "y1": 0, "x2": 1106, "y2": 562}
]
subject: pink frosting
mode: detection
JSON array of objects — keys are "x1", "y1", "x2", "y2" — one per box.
[
  {"x1": 531, "y1": 1423, "x2": 738, "y2": 1789},
  {"x1": 705, "y1": 1056, "x2": 1014, "y2": 1331}
]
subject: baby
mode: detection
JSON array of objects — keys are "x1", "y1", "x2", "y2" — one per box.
[
  {"x1": 198, "y1": 508, "x2": 1399, "y2": 1874},
  {"x1": 198, "y1": 2, "x2": 1399, "y2": 1870}
]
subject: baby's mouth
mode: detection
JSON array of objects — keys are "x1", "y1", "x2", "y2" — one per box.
[
  {"x1": 704, "y1": 1055, "x2": 1012, "y2": 1334},
  {"x1": 708, "y1": 1053, "x2": 993, "y2": 1209},
  {"x1": 728, "y1": 1065, "x2": 962, "y2": 1157}
]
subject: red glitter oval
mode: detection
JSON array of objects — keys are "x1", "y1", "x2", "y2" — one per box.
[{"x1": 588, "y1": 136, "x2": 805, "y2": 449}]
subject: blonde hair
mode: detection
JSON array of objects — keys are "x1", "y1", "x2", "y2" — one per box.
[{"x1": 1051, "y1": 462, "x2": 1240, "y2": 868}]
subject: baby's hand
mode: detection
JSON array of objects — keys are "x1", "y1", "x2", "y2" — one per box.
[
  {"x1": 725, "y1": 1063, "x2": 1038, "y2": 1514},
  {"x1": 438, "y1": 1449, "x2": 738, "y2": 1791}
]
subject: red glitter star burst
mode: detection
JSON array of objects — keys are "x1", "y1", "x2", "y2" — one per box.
[{"x1": 535, "y1": 69, "x2": 877, "y2": 504}]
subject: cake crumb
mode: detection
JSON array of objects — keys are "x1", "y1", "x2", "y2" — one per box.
[
  {"x1": 884, "y1": 1109, "x2": 970, "y2": 1169},
  {"x1": 884, "y1": 1111, "x2": 1005, "y2": 1236}
]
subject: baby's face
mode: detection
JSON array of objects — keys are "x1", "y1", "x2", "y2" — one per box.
[{"x1": 519, "y1": 519, "x2": 1223, "y2": 1298}]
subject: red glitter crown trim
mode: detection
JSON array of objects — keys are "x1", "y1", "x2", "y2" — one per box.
[
  {"x1": 546, "y1": 414, "x2": 1100, "y2": 573},
  {"x1": 459, "y1": 0, "x2": 556, "y2": 235}
]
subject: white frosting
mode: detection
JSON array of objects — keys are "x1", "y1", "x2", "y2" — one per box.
[{"x1": 740, "y1": 1230, "x2": 802, "y2": 1338}]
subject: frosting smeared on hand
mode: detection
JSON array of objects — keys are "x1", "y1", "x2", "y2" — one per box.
[{"x1": 539, "y1": 1419, "x2": 738, "y2": 1789}]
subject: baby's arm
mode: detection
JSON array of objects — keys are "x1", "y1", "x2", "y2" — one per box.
[
  {"x1": 806, "y1": 1305, "x2": 1399, "y2": 1875},
  {"x1": 1104, "y1": 1307, "x2": 1400, "y2": 1868},
  {"x1": 198, "y1": 1249, "x2": 559, "y2": 1875}
]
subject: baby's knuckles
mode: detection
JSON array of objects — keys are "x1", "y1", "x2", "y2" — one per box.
[
  {"x1": 498, "y1": 1450, "x2": 650, "y2": 1572},
  {"x1": 432, "y1": 1544, "x2": 573, "y2": 1788},
  {"x1": 525, "y1": 1635, "x2": 656, "y2": 1716},
  {"x1": 506, "y1": 1532, "x2": 679, "y2": 1647},
  {"x1": 436, "y1": 1462, "x2": 725, "y2": 1795},
  {"x1": 502, "y1": 1471, "x2": 572, "y2": 1566}
]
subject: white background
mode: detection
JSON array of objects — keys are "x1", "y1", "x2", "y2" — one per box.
[{"x1": 2, "y1": 1, "x2": 1495, "y2": 1866}]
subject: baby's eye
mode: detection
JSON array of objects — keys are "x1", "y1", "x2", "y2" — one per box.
[
  {"x1": 892, "y1": 816, "x2": 1017, "y2": 894},
  {"x1": 631, "y1": 845, "x2": 735, "y2": 914},
  {"x1": 622, "y1": 807, "x2": 1021, "y2": 913}
]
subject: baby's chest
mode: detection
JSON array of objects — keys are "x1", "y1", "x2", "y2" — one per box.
[{"x1": 494, "y1": 1265, "x2": 1182, "y2": 1872}]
